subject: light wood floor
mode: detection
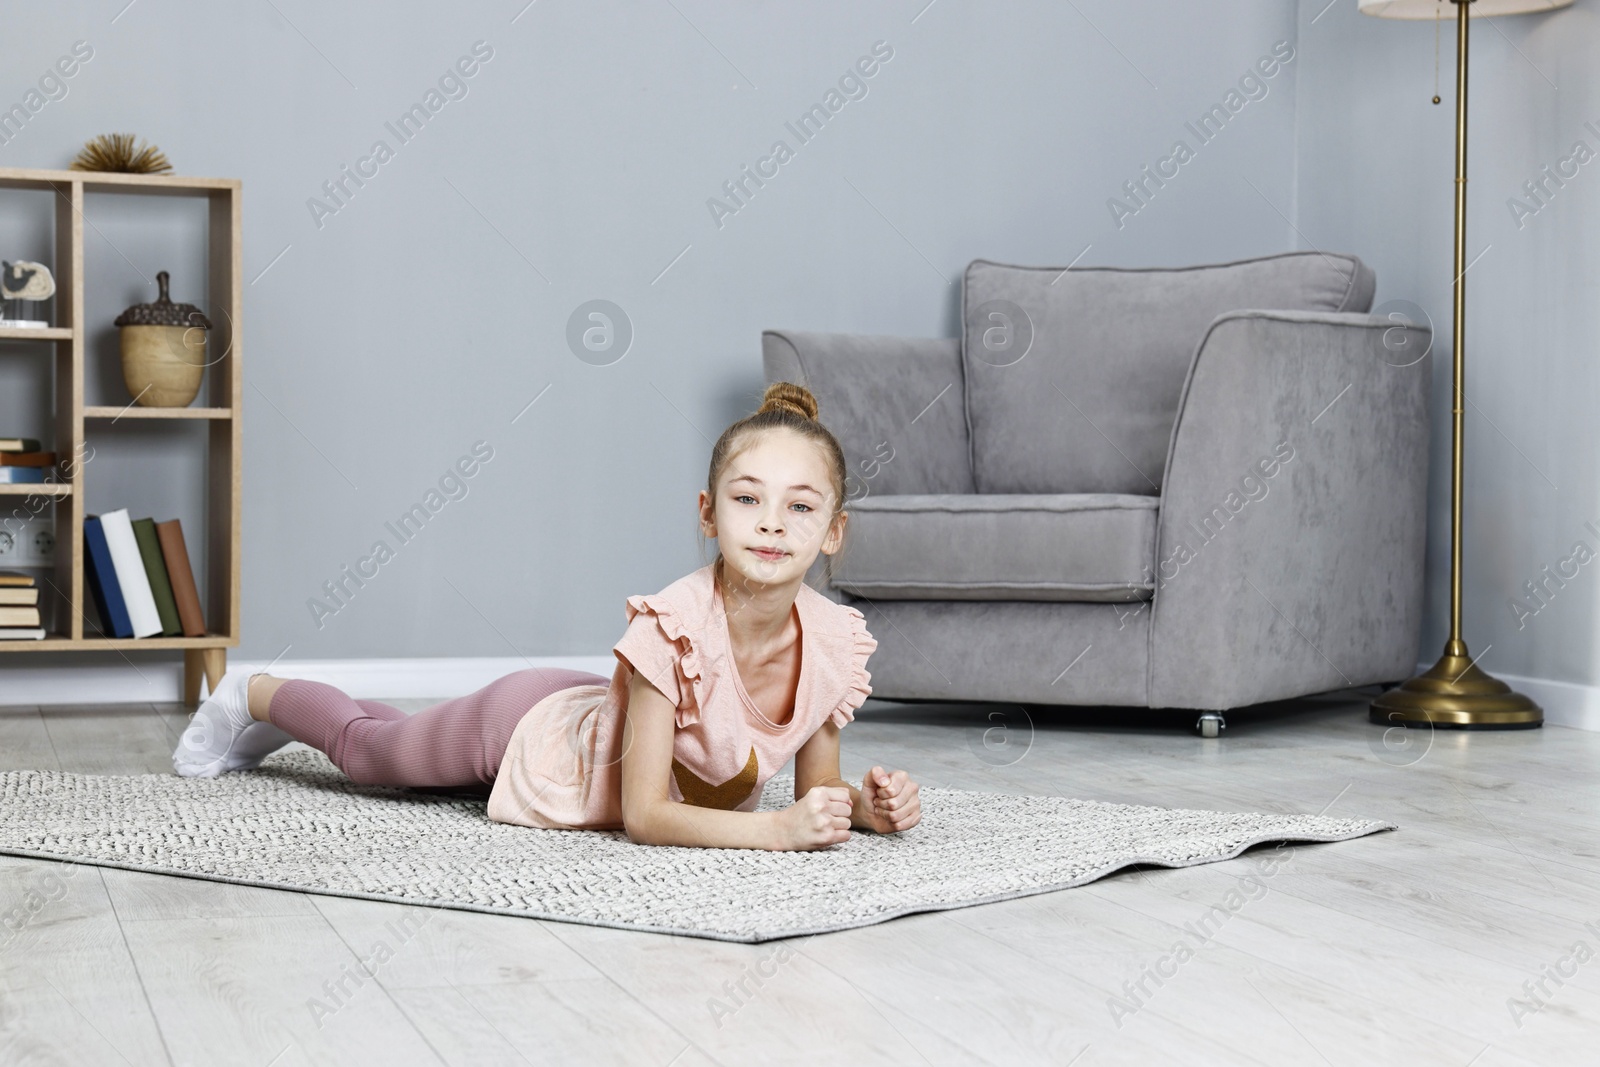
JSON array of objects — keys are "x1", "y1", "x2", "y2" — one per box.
[{"x1": 1, "y1": 688, "x2": 1597, "y2": 1066}]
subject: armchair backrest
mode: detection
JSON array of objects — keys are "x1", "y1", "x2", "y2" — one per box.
[
  {"x1": 761, "y1": 330, "x2": 976, "y2": 500},
  {"x1": 961, "y1": 252, "x2": 1375, "y2": 495}
]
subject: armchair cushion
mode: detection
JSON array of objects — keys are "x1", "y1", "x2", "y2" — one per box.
[
  {"x1": 960, "y1": 251, "x2": 1376, "y2": 496},
  {"x1": 829, "y1": 492, "x2": 1158, "y2": 603}
]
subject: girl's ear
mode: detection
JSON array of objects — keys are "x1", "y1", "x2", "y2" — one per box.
[
  {"x1": 822, "y1": 509, "x2": 847, "y2": 554},
  {"x1": 697, "y1": 488, "x2": 717, "y2": 537}
]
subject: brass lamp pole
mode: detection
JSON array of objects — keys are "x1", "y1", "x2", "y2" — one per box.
[{"x1": 1360, "y1": 0, "x2": 1566, "y2": 729}]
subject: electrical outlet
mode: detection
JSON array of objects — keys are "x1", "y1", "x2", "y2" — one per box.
[
  {"x1": 0, "y1": 519, "x2": 54, "y2": 567},
  {"x1": 29, "y1": 525, "x2": 54, "y2": 566}
]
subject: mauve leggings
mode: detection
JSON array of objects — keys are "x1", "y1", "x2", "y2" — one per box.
[{"x1": 267, "y1": 667, "x2": 610, "y2": 796}]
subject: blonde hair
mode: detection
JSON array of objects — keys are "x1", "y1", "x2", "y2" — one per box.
[{"x1": 701, "y1": 382, "x2": 849, "y2": 576}]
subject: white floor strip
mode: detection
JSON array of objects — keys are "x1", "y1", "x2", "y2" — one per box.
[{"x1": 1, "y1": 656, "x2": 617, "y2": 706}]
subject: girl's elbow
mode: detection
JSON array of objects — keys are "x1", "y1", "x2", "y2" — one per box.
[{"x1": 621, "y1": 805, "x2": 660, "y2": 846}]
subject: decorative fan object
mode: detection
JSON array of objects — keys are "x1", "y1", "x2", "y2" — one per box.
[{"x1": 69, "y1": 133, "x2": 172, "y2": 174}]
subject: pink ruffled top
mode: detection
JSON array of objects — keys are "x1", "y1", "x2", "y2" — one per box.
[{"x1": 486, "y1": 561, "x2": 878, "y2": 830}]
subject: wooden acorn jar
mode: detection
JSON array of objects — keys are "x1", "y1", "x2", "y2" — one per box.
[{"x1": 114, "y1": 270, "x2": 213, "y2": 407}]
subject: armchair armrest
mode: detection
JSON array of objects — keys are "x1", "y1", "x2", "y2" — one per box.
[
  {"x1": 761, "y1": 329, "x2": 975, "y2": 497},
  {"x1": 1147, "y1": 310, "x2": 1432, "y2": 710}
]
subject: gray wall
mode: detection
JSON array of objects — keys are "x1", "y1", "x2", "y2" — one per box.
[
  {"x1": 2, "y1": 0, "x2": 1304, "y2": 677},
  {"x1": 1296, "y1": 0, "x2": 1600, "y2": 693}
]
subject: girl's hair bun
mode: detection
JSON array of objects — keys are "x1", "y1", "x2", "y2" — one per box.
[{"x1": 758, "y1": 381, "x2": 819, "y2": 421}]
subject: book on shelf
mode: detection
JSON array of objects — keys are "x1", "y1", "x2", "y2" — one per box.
[
  {"x1": 0, "y1": 584, "x2": 39, "y2": 606},
  {"x1": 156, "y1": 518, "x2": 207, "y2": 636},
  {"x1": 83, "y1": 512, "x2": 206, "y2": 640},
  {"x1": 0, "y1": 570, "x2": 43, "y2": 640},
  {"x1": 98, "y1": 510, "x2": 162, "y2": 637},
  {"x1": 132, "y1": 517, "x2": 182, "y2": 636},
  {"x1": 0, "y1": 439, "x2": 55, "y2": 481},
  {"x1": 0, "y1": 605, "x2": 41, "y2": 626},
  {"x1": 0, "y1": 451, "x2": 56, "y2": 466},
  {"x1": 83, "y1": 516, "x2": 133, "y2": 637}
]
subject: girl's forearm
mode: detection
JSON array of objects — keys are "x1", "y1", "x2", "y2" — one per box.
[{"x1": 624, "y1": 799, "x2": 781, "y2": 850}]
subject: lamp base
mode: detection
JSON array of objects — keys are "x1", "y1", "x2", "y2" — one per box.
[{"x1": 1369, "y1": 639, "x2": 1543, "y2": 729}]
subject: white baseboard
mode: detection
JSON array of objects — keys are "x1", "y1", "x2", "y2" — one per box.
[
  {"x1": 2, "y1": 655, "x2": 618, "y2": 707},
  {"x1": 7, "y1": 656, "x2": 1598, "y2": 732},
  {"x1": 1494, "y1": 671, "x2": 1600, "y2": 732}
]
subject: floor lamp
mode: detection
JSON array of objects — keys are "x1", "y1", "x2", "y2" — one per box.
[{"x1": 1359, "y1": 0, "x2": 1570, "y2": 730}]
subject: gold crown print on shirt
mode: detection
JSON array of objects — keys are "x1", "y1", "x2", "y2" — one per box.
[{"x1": 672, "y1": 748, "x2": 759, "y2": 810}]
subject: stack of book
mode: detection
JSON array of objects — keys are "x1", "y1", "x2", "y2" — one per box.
[
  {"x1": 83, "y1": 509, "x2": 207, "y2": 639},
  {"x1": 0, "y1": 436, "x2": 56, "y2": 483},
  {"x1": 0, "y1": 571, "x2": 43, "y2": 639}
]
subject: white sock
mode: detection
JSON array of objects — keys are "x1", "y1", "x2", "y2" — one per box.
[{"x1": 172, "y1": 669, "x2": 294, "y2": 777}]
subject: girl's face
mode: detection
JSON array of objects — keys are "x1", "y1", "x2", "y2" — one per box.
[{"x1": 699, "y1": 429, "x2": 845, "y2": 590}]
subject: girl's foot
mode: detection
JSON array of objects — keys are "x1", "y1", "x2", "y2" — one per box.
[{"x1": 172, "y1": 669, "x2": 295, "y2": 778}]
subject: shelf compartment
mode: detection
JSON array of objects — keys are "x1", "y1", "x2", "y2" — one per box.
[
  {"x1": 0, "y1": 167, "x2": 237, "y2": 196},
  {"x1": 0, "y1": 633, "x2": 237, "y2": 651},
  {"x1": 84, "y1": 405, "x2": 232, "y2": 420},
  {"x1": 0, "y1": 483, "x2": 71, "y2": 496},
  {"x1": 0, "y1": 327, "x2": 73, "y2": 342},
  {"x1": 0, "y1": 631, "x2": 72, "y2": 646}
]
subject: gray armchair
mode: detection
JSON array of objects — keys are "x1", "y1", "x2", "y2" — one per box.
[{"x1": 762, "y1": 251, "x2": 1432, "y2": 731}]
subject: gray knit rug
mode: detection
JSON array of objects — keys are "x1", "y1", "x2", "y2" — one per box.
[{"x1": 0, "y1": 749, "x2": 1395, "y2": 942}]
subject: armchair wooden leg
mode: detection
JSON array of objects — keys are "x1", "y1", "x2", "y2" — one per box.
[{"x1": 183, "y1": 649, "x2": 227, "y2": 707}]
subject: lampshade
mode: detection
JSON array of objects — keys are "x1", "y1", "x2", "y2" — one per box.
[{"x1": 1359, "y1": 0, "x2": 1572, "y2": 18}]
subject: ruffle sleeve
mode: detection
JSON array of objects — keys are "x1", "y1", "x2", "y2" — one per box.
[
  {"x1": 612, "y1": 593, "x2": 705, "y2": 729},
  {"x1": 827, "y1": 604, "x2": 878, "y2": 729}
]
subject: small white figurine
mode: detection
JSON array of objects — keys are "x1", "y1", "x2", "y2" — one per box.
[
  {"x1": 0, "y1": 260, "x2": 55, "y2": 328},
  {"x1": 2, "y1": 260, "x2": 55, "y2": 301}
]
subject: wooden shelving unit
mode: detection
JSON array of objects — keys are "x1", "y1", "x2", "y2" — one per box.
[{"x1": 0, "y1": 166, "x2": 241, "y2": 704}]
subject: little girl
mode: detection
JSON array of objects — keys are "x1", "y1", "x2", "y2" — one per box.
[{"x1": 172, "y1": 382, "x2": 921, "y2": 851}]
